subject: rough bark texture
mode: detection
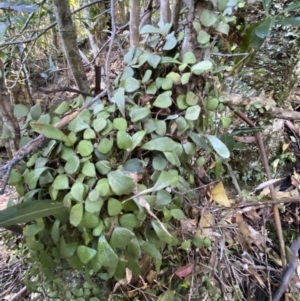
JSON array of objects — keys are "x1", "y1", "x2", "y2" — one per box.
[
  {"x1": 171, "y1": 0, "x2": 182, "y2": 31},
  {"x1": 0, "y1": 60, "x2": 20, "y2": 159},
  {"x1": 52, "y1": 0, "x2": 89, "y2": 93},
  {"x1": 130, "y1": 0, "x2": 140, "y2": 47}
]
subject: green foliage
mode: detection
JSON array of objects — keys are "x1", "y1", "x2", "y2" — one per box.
[{"x1": 3, "y1": 33, "x2": 233, "y2": 284}]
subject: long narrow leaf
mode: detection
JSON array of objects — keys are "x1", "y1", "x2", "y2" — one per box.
[{"x1": 0, "y1": 200, "x2": 67, "y2": 227}]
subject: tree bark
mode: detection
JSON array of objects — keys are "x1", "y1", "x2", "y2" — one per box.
[
  {"x1": 52, "y1": 0, "x2": 90, "y2": 93},
  {"x1": 159, "y1": 0, "x2": 171, "y2": 27},
  {"x1": 171, "y1": 0, "x2": 182, "y2": 31},
  {"x1": 130, "y1": 0, "x2": 141, "y2": 47},
  {"x1": 0, "y1": 60, "x2": 20, "y2": 159}
]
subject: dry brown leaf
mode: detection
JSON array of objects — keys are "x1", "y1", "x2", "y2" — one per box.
[
  {"x1": 126, "y1": 267, "x2": 132, "y2": 284},
  {"x1": 211, "y1": 181, "x2": 232, "y2": 207},
  {"x1": 180, "y1": 218, "x2": 198, "y2": 236},
  {"x1": 196, "y1": 209, "x2": 214, "y2": 239},
  {"x1": 234, "y1": 136, "x2": 256, "y2": 143},
  {"x1": 146, "y1": 270, "x2": 156, "y2": 284},
  {"x1": 282, "y1": 142, "x2": 290, "y2": 152},
  {"x1": 236, "y1": 214, "x2": 251, "y2": 239},
  {"x1": 175, "y1": 263, "x2": 195, "y2": 278},
  {"x1": 236, "y1": 214, "x2": 266, "y2": 248}
]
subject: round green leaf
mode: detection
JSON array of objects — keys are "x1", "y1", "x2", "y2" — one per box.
[
  {"x1": 65, "y1": 155, "x2": 80, "y2": 174},
  {"x1": 107, "y1": 171, "x2": 135, "y2": 195},
  {"x1": 119, "y1": 214, "x2": 139, "y2": 230},
  {"x1": 14, "y1": 104, "x2": 29, "y2": 118},
  {"x1": 82, "y1": 162, "x2": 96, "y2": 177},
  {"x1": 216, "y1": 22, "x2": 230, "y2": 35},
  {"x1": 97, "y1": 235, "x2": 118, "y2": 267},
  {"x1": 83, "y1": 128, "x2": 96, "y2": 139},
  {"x1": 147, "y1": 54, "x2": 161, "y2": 69},
  {"x1": 24, "y1": 223, "x2": 44, "y2": 236},
  {"x1": 125, "y1": 77, "x2": 140, "y2": 93},
  {"x1": 191, "y1": 61, "x2": 213, "y2": 75},
  {"x1": 95, "y1": 160, "x2": 111, "y2": 175},
  {"x1": 71, "y1": 182, "x2": 85, "y2": 202},
  {"x1": 81, "y1": 212, "x2": 99, "y2": 228},
  {"x1": 110, "y1": 227, "x2": 135, "y2": 249},
  {"x1": 70, "y1": 203, "x2": 83, "y2": 227},
  {"x1": 197, "y1": 30, "x2": 210, "y2": 44},
  {"x1": 88, "y1": 189, "x2": 100, "y2": 202},
  {"x1": 98, "y1": 138, "x2": 113, "y2": 154},
  {"x1": 113, "y1": 118, "x2": 128, "y2": 131},
  {"x1": 200, "y1": 9, "x2": 218, "y2": 27},
  {"x1": 170, "y1": 209, "x2": 185, "y2": 220},
  {"x1": 163, "y1": 32, "x2": 177, "y2": 50},
  {"x1": 86, "y1": 198, "x2": 104, "y2": 214},
  {"x1": 52, "y1": 174, "x2": 69, "y2": 190},
  {"x1": 182, "y1": 52, "x2": 196, "y2": 64},
  {"x1": 78, "y1": 140, "x2": 94, "y2": 156},
  {"x1": 176, "y1": 95, "x2": 188, "y2": 110},
  {"x1": 221, "y1": 116, "x2": 231, "y2": 128},
  {"x1": 77, "y1": 246, "x2": 97, "y2": 264},
  {"x1": 153, "y1": 94, "x2": 172, "y2": 108},
  {"x1": 181, "y1": 72, "x2": 191, "y2": 85},
  {"x1": 117, "y1": 130, "x2": 132, "y2": 150},
  {"x1": 129, "y1": 107, "x2": 150, "y2": 122},
  {"x1": 166, "y1": 72, "x2": 181, "y2": 84},
  {"x1": 107, "y1": 198, "x2": 122, "y2": 216},
  {"x1": 92, "y1": 118, "x2": 107, "y2": 132},
  {"x1": 185, "y1": 105, "x2": 201, "y2": 120},
  {"x1": 186, "y1": 91, "x2": 199, "y2": 106}
]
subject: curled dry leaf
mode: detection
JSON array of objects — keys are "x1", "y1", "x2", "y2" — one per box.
[
  {"x1": 175, "y1": 262, "x2": 195, "y2": 278},
  {"x1": 126, "y1": 267, "x2": 133, "y2": 284}
]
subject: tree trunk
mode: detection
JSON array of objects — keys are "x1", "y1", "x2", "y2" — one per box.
[
  {"x1": 52, "y1": 0, "x2": 90, "y2": 93},
  {"x1": 158, "y1": 0, "x2": 171, "y2": 27},
  {"x1": 0, "y1": 60, "x2": 20, "y2": 159},
  {"x1": 130, "y1": 0, "x2": 141, "y2": 47}
]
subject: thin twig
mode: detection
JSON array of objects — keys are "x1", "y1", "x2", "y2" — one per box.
[
  {"x1": 223, "y1": 160, "x2": 243, "y2": 201},
  {"x1": 105, "y1": 0, "x2": 117, "y2": 100}
]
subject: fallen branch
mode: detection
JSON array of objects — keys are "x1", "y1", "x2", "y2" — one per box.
[{"x1": 0, "y1": 90, "x2": 107, "y2": 194}]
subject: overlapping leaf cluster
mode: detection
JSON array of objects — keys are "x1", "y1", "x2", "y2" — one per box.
[{"x1": 5, "y1": 14, "x2": 232, "y2": 292}]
